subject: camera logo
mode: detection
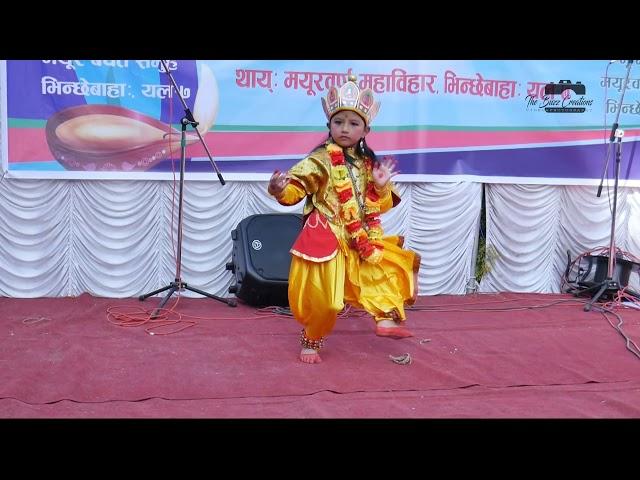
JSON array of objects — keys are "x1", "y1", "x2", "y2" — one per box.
[
  {"x1": 525, "y1": 79, "x2": 593, "y2": 113},
  {"x1": 544, "y1": 80, "x2": 586, "y2": 96}
]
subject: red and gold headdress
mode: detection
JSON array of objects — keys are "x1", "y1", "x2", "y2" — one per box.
[{"x1": 321, "y1": 74, "x2": 380, "y2": 126}]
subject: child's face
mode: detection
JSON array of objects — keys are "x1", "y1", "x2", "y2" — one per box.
[{"x1": 329, "y1": 111, "x2": 369, "y2": 148}]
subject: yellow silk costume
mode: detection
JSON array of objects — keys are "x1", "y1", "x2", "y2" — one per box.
[{"x1": 273, "y1": 142, "x2": 420, "y2": 342}]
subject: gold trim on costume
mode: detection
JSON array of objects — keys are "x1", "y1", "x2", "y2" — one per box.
[
  {"x1": 305, "y1": 212, "x2": 329, "y2": 229},
  {"x1": 290, "y1": 248, "x2": 339, "y2": 263}
]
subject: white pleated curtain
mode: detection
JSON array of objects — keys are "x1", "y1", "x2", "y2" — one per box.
[
  {"x1": 2, "y1": 176, "x2": 638, "y2": 298},
  {"x1": 481, "y1": 183, "x2": 640, "y2": 293}
]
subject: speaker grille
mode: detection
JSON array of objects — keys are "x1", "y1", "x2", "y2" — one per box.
[
  {"x1": 228, "y1": 213, "x2": 303, "y2": 306},
  {"x1": 245, "y1": 214, "x2": 302, "y2": 281}
]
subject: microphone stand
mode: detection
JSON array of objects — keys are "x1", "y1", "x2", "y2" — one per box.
[
  {"x1": 596, "y1": 60, "x2": 633, "y2": 198},
  {"x1": 584, "y1": 60, "x2": 634, "y2": 312},
  {"x1": 139, "y1": 60, "x2": 237, "y2": 315}
]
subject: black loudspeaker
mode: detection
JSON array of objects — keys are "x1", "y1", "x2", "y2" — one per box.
[
  {"x1": 577, "y1": 255, "x2": 640, "y2": 289},
  {"x1": 226, "y1": 213, "x2": 303, "y2": 307}
]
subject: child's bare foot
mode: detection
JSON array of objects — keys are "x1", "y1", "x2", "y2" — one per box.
[
  {"x1": 376, "y1": 319, "x2": 413, "y2": 338},
  {"x1": 299, "y1": 348, "x2": 322, "y2": 364}
]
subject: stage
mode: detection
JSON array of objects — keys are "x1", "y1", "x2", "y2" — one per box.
[{"x1": 1, "y1": 292, "x2": 639, "y2": 418}]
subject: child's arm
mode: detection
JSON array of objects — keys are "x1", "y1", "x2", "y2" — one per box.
[{"x1": 268, "y1": 171, "x2": 307, "y2": 205}]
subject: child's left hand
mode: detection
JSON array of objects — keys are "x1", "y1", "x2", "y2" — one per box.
[{"x1": 372, "y1": 157, "x2": 399, "y2": 188}]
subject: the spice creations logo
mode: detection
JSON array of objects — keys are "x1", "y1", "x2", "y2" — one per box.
[{"x1": 525, "y1": 80, "x2": 594, "y2": 113}]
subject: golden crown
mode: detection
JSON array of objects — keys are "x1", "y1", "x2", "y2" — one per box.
[{"x1": 321, "y1": 74, "x2": 380, "y2": 126}]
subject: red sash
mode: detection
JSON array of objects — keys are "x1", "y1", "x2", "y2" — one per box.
[{"x1": 290, "y1": 210, "x2": 339, "y2": 262}]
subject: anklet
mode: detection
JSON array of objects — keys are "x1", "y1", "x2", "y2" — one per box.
[{"x1": 300, "y1": 329, "x2": 324, "y2": 350}]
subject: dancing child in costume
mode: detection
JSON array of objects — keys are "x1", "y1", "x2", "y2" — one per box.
[{"x1": 268, "y1": 74, "x2": 420, "y2": 364}]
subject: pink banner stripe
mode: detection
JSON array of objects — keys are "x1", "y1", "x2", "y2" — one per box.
[{"x1": 9, "y1": 128, "x2": 640, "y2": 163}]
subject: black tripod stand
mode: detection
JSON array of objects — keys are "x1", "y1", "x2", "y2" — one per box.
[
  {"x1": 583, "y1": 60, "x2": 634, "y2": 312},
  {"x1": 139, "y1": 60, "x2": 237, "y2": 314}
]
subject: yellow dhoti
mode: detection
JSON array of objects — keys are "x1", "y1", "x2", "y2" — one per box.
[{"x1": 288, "y1": 235, "x2": 419, "y2": 341}]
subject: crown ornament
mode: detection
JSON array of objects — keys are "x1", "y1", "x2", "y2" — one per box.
[{"x1": 321, "y1": 74, "x2": 380, "y2": 126}]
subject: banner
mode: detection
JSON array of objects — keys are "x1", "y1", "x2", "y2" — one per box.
[{"x1": 2, "y1": 59, "x2": 640, "y2": 184}]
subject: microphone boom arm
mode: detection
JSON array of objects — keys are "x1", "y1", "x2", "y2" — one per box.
[{"x1": 160, "y1": 59, "x2": 225, "y2": 185}]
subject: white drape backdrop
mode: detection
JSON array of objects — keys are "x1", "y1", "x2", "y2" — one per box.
[
  {"x1": 0, "y1": 179, "x2": 481, "y2": 297},
  {"x1": 2, "y1": 176, "x2": 638, "y2": 298},
  {"x1": 480, "y1": 183, "x2": 640, "y2": 293}
]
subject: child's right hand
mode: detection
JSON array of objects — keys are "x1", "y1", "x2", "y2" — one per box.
[{"x1": 268, "y1": 170, "x2": 289, "y2": 196}]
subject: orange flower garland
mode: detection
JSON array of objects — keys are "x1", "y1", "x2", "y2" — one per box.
[{"x1": 326, "y1": 143, "x2": 384, "y2": 264}]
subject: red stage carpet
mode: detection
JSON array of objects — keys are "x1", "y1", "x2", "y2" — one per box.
[{"x1": 1, "y1": 292, "x2": 639, "y2": 418}]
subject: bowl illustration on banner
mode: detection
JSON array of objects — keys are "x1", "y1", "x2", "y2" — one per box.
[{"x1": 45, "y1": 63, "x2": 219, "y2": 171}]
